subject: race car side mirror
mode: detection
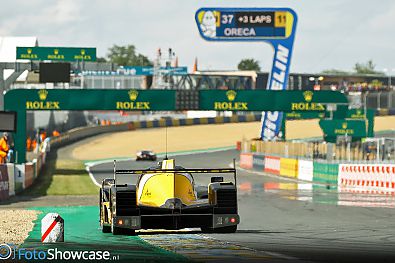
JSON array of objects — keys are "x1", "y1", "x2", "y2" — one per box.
[{"x1": 211, "y1": 176, "x2": 224, "y2": 183}]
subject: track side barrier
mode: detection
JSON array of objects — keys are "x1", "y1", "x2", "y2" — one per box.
[
  {"x1": 264, "y1": 156, "x2": 280, "y2": 175},
  {"x1": 253, "y1": 154, "x2": 265, "y2": 171},
  {"x1": 313, "y1": 162, "x2": 339, "y2": 185},
  {"x1": 240, "y1": 153, "x2": 253, "y2": 169},
  {"x1": 280, "y1": 158, "x2": 298, "y2": 178},
  {"x1": 24, "y1": 162, "x2": 35, "y2": 189},
  {"x1": 339, "y1": 164, "x2": 395, "y2": 191},
  {"x1": 0, "y1": 165, "x2": 9, "y2": 201},
  {"x1": 6, "y1": 164, "x2": 15, "y2": 196},
  {"x1": 240, "y1": 151, "x2": 395, "y2": 195},
  {"x1": 14, "y1": 164, "x2": 25, "y2": 194},
  {"x1": 298, "y1": 160, "x2": 313, "y2": 182}
]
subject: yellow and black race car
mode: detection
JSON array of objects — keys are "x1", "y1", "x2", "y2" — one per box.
[{"x1": 99, "y1": 158, "x2": 239, "y2": 235}]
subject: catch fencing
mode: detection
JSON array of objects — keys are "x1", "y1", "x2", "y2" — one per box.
[{"x1": 243, "y1": 139, "x2": 395, "y2": 163}]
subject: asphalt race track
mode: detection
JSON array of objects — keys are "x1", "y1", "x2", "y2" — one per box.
[{"x1": 89, "y1": 149, "x2": 395, "y2": 262}]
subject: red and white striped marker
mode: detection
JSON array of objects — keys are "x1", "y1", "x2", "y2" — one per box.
[{"x1": 41, "y1": 213, "x2": 64, "y2": 243}]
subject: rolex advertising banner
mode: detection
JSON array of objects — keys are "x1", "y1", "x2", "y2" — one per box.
[
  {"x1": 5, "y1": 88, "x2": 347, "y2": 164},
  {"x1": 319, "y1": 119, "x2": 367, "y2": 143},
  {"x1": 6, "y1": 89, "x2": 176, "y2": 111},
  {"x1": 199, "y1": 90, "x2": 347, "y2": 111}
]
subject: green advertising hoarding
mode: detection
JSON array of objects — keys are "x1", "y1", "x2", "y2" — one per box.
[
  {"x1": 5, "y1": 89, "x2": 176, "y2": 164},
  {"x1": 14, "y1": 89, "x2": 176, "y2": 111},
  {"x1": 285, "y1": 112, "x2": 325, "y2": 119},
  {"x1": 319, "y1": 119, "x2": 367, "y2": 143},
  {"x1": 199, "y1": 90, "x2": 347, "y2": 111},
  {"x1": 16, "y1": 47, "x2": 97, "y2": 61},
  {"x1": 4, "y1": 89, "x2": 348, "y2": 163},
  {"x1": 345, "y1": 108, "x2": 375, "y2": 137}
]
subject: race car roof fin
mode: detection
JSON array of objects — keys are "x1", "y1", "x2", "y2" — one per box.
[{"x1": 113, "y1": 159, "x2": 117, "y2": 184}]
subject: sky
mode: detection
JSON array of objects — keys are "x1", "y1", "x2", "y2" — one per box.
[{"x1": 1, "y1": 0, "x2": 395, "y2": 73}]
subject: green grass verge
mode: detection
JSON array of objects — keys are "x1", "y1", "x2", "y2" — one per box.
[{"x1": 23, "y1": 157, "x2": 98, "y2": 196}]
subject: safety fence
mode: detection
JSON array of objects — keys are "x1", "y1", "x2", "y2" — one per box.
[
  {"x1": 240, "y1": 152, "x2": 395, "y2": 193},
  {"x1": 242, "y1": 139, "x2": 395, "y2": 162}
]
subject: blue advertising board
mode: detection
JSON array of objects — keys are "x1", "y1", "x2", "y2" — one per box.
[
  {"x1": 81, "y1": 66, "x2": 188, "y2": 76},
  {"x1": 121, "y1": 66, "x2": 188, "y2": 76},
  {"x1": 195, "y1": 8, "x2": 298, "y2": 140}
]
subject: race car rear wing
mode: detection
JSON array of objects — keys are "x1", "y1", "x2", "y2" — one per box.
[{"x1": 113, "y1": 159, "x2": 237, "y2": 186}]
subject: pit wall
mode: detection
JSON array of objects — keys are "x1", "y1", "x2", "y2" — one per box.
[
  {"x1": 0, "y1": 114, "x2": 261, "y2": 201},
  {"x1": 240, "y1": 152, "x2": 395, "y2": 193}
]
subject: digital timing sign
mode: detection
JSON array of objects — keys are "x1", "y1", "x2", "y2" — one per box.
[{"x1": 196, "y1": 9, "x2": 295, "y2": 40}]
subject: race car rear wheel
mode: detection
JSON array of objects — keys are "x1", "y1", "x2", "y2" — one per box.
[
  {"x1": 111, "y1": 219, "x2": 122, "y2": 235},
  {"x1": 101, "y1": 222, "x2": 111, "y2": 233}
]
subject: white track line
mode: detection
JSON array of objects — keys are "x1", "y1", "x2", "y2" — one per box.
[{"x1": 86, "y1": 165, "x2": 101, "y2": 187}]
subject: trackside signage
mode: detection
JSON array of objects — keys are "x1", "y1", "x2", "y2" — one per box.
[
  {"x1": 195, "y1": 7, "x2": 298, "y2": 140},
  {"x1": 15, "y1": 89, "x2": 177, "y2": 111},
  {"x1": 199, "y1": 90, "x2": 347, "y2": 111},
  {"x1": 16, "y1": 47, "x2": 97, "y2": 61},
  {"x1": 4, "y1": 88, "x2": 346, "y2": 164},
  {"x1": 319, "y1": 119, "x2": 367, "y2": 142}
]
